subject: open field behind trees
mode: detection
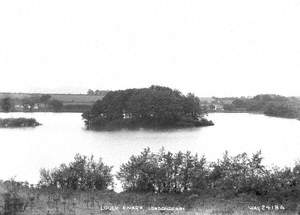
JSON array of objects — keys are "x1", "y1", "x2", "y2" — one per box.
[
  {"x1": 0, "y1": 92, "x2": 107, "y2": 105},
  {"x1": 0, "y1": 92, "x2": 213, "y2": 106}
]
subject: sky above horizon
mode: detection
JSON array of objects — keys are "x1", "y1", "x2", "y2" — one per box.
[{"x1": 0, "y1": 0, "x2": 300, "y2": 97}]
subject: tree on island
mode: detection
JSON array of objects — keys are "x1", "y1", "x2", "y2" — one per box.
[{"x1": 82, "y1": 86, "x2": 213, "y2": 130}]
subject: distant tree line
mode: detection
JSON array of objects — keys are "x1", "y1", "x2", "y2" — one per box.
[
  {"x1": 223, "y1": 94, "x2": 300, "y2": 119},
  {"x1": 87, "y1": 89, "x2": 108, "y2": 96},
  {"x1": 82, "y1": 86, "x2": 213, "y2": 130},
  {"x1": 0, "y1": 95, "x2": 63, "y2": 112},
  {"x1": 20, "y1": 94, "x2": 63, "y2": 112},
  {"x1": 38, "y1": 149, "x2": 300, "y2": 203}
]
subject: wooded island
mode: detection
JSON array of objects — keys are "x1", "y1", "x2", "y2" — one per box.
[{"x1": 82, "y1": 86, "x2": 213, "y2": 130}]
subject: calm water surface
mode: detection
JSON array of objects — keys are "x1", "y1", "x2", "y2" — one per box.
[{"x1": 0, "y1": 112, "x2": 300, "y2": 190}]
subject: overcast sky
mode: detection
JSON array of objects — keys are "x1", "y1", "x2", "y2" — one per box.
[{"x1": 0, "y1": 0, "x2": 300, "y2": 97}]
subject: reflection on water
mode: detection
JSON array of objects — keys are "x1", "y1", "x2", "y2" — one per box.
[{"x1": 0, "y1": 112, "x2": 300, "y2": 191}]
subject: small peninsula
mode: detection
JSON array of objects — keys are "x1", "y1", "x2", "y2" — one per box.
[
  {"x1": 0, "y1": 118, "x2": 41, "y2": 128},
  {"x1": 82, "y1": 86, "x2": 213, "y2": 130}
]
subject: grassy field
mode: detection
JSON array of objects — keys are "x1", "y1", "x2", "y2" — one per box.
[
  {"x1": 0, "y1": 92, "x2": 107, "y2": 106},
  {"x1": 0, "y1": 185, "x2": 296, "y2": 215},
  {"x1": 0, "y1": 92, "x2": 216, "y2": 106},
  {"x1": 4, "y1": 196, "x2": 295, "y2": 215},
  {"x1": 0, "y1": 92, "x2": 108, "y2": 112}
]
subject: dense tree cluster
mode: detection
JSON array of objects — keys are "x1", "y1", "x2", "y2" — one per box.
[
  {"x1": 264, "y1": 103, "x2": 299, "y2": 118},
  {"x1": 39, "y1": 154, "x2": 113, "y2": 191},
  {"x1": 117, "y1": 148, "x2": 300, "y2": 202},
  {"x1": 82, "y1": 86, "x2": 213, "y2": 130},
  {"x1": 117, "y1": 148, "x2": 207, "y2": 193}
]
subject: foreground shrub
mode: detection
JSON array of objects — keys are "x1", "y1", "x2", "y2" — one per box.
[
  {"x1": 39, "y1": 154, "x2": 113, "y2": 191},
  {"x1": 117, "y1": 148, "x2": 300, "y2": 202},
  {"x1": 208, "y1": 151, "x2": 267, "y2": 197},
  {"x1": 23, "y1": 149, "x2": 300, "y2": 203},
  {"x1": 117, "y1": 148, "x2": 208, "y2": 193}
]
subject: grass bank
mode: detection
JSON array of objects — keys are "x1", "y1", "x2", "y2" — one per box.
[{"x1": 0, "y1": 185, "x2": 294, "y2": 215}]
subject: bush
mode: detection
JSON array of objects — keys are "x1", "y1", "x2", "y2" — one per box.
[
  {"x1": 39, "y1": 154, "x2": 113, "y2": 191},
  {"x1": 208, "y1": 151, "x2": 267, "y2": 197},
  {"x1": 117, "y1": 148, "x2": 300, "y2": 202},
  {"x1": 117, "y1": 148, "x2": 208, "y2": 193}
]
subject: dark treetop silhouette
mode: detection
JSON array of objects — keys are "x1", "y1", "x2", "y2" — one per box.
[{"x1": 82, "y1": 86, "x2": 213, "y2": 130}]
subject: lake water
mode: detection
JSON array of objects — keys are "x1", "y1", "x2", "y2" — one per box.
[{"x1": 0, "y1": 112, "x2": 300, "y2": 191}]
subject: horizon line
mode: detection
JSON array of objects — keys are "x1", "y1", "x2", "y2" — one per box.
[{"x1": 0, "y1": 91, "x2": 299, "y2": 98}]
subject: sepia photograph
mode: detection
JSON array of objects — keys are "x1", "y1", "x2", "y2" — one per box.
[{"x1": 0, "y1": 0, "x2": 300, "y2": 214}]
